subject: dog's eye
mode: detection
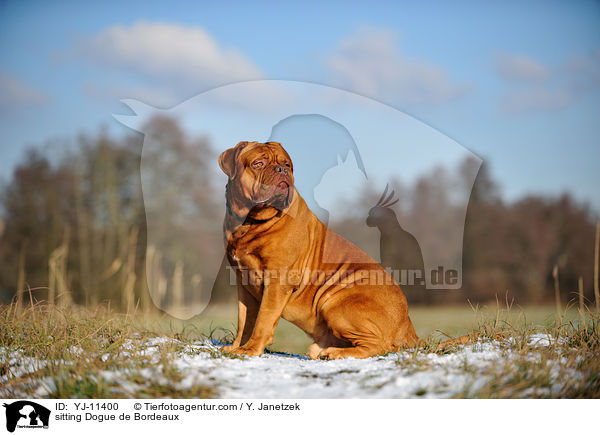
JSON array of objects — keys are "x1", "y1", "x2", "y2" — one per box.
[
  {"x1": 253, "y1": 161, "x2": 264, "y2": 168},
  {"x1": 285, "y1": 163, "x2": 291, "y2": 168}
]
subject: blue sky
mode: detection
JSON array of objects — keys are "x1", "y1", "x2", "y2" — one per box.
[{"x1": 1, "y1": 0, "x2": 599, "y2": 211}]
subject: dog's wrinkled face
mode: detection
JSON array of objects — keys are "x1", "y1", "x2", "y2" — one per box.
[{"x1": 219, "y1": 141, "x2": 295, "y2": 213}]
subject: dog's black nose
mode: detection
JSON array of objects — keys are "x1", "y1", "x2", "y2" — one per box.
[{"x1": 274, "y1": 165, "x2": 288, "y2": 175}]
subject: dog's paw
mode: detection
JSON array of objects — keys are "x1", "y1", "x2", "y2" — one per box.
[
  {"x1": 220, "y1": 345, "x2": 238, "y2": 353},
  {"x1": 229, "y1": 345, "x2": 263, "y2": 357},
  {"x1": 318, "y1": 347, "x2": 346, "y2": 360}
]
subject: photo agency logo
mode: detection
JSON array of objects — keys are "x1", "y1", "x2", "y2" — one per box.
[
  {"x1": 114, "y1": 80, "x2": 481, "y2": 319},
  {"x1": 2, "y1": 401, "x2": 50, "y2": 432}
]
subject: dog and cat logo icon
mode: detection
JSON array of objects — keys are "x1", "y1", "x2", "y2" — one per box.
[{"x1": 2, "y1": 401, "x2": 50, "y2": 432}]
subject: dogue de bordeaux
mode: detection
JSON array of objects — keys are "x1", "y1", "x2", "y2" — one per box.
[{"x1": 218, "y1": 140, "x2": 420, "y2": 359}]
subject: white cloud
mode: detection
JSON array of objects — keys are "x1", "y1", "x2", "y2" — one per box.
[
  {"x1": 327, "y1": 27, "x2": 469, "y2": 106},
  {"x1": 0, "y1": 72, "x2": 48, "y2": 112},
  {"x1": 563, "y1": 52, "x2": 600, "y2": 92},
  {"x1": 81, "y1": 21, "x2": 262, "y2": 91},
  {"x1": 500, "y1": 87, "x2": 572, "y2": 115},
  {"x1": 497, "y1": 51, "x2": 600, "y2": 116},
  {"x1": 496, "y1": 54, "x2": 549, "y2": 81}
]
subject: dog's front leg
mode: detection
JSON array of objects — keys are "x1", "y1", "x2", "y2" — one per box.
[
  {"x1": 222, "y1": 286, "x2": 259, "y2": 352},
  {"x1": 230, "y1": 283, "x2": 292, "y2": 357}
]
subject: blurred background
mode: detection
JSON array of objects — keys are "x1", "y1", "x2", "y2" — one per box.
[{"x1": 1, "y1": 1, "x2": 599, "y2": 343}]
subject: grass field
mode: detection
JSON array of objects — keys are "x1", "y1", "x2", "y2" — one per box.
[
  {"x1": 1, "y1": 302, "x2": 598, "y2": 398},
  {"x1": 143, "y1": 302, "x2": 585, "y2": 355}
]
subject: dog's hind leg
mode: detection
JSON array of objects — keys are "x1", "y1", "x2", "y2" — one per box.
[
  {"x1": 318, "y1": 343, "x2": 384, "y2": 360},
  {"x1": 316, "y1": 320, "x2": 387, "y2": 359},
  {"x1": 316, "y1": 295, "x2": 392, "y2": 359},
  {"x1": 307, "y1": 325, "x2": 352, "y2": 359}
]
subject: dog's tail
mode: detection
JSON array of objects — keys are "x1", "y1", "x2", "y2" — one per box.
[
  {"x1": 401, "y1": 332, "x2": 506, "y2": 351},
  {"x1": 394, "y1": 328, "x2": 505, "y2": 352},
  {"x1": 436, "y1": 332, "x2": 506, "y2": 351}
]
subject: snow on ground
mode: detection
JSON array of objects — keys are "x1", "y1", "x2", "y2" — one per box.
[
  {"x1": 0, "y1": 335, "x2": 583, "y2": 398},
  {"x1": 175, "y1": 339, "x2": 576, "y2": 398},
  {"x1": 0, "y1": 349, "x2": 47, "y2": 384}
]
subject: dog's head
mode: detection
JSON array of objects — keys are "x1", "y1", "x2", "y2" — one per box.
[{"x1": 219, "y1": 141, "x2": 295, "y2": 216}]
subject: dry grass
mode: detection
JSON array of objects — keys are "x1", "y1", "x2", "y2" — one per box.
[
  {"x1": 0, "y1": 303, "x2": 215, "y2": 398},
  {"x1": 1, "y1": 301, "x2": 598, "y2": 398}
]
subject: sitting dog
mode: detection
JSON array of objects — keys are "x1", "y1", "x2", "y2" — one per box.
[{"x1": 219, "y1": 141, "x2": 419, "y2": 359}]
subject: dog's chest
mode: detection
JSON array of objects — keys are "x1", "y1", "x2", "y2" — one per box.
[
  {"x1": 227, "y1": 237, "x2": 267, "y2": 284},
  {"x1": 228, "y1": 245, "x2": 259, "y2": 270},
  {"x1": 227, "y1": 224, "x2": 286, "y2": 268},
  {"x1": 227, "y1": 245, "x2": 267, "y2": 300}
]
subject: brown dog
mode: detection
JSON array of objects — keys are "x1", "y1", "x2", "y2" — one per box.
[{"x1": 218, "y1": 141, "x2": 419, "y2": 359}]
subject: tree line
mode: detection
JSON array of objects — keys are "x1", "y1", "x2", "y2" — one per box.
[{"x1": 0, "y1": 116, "x2": 597, "y2": 311}]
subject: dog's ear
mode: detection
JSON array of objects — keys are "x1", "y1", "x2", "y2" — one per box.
[
  {"x1": 219, "y1": 141, "x2": 258, "y2": 178},
  {"x1": 219, "y1": 148, "x2": 236, "y2": 178},
  {"x1": 219, "y1": 141, "x2": 250, "y2": 178}
]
